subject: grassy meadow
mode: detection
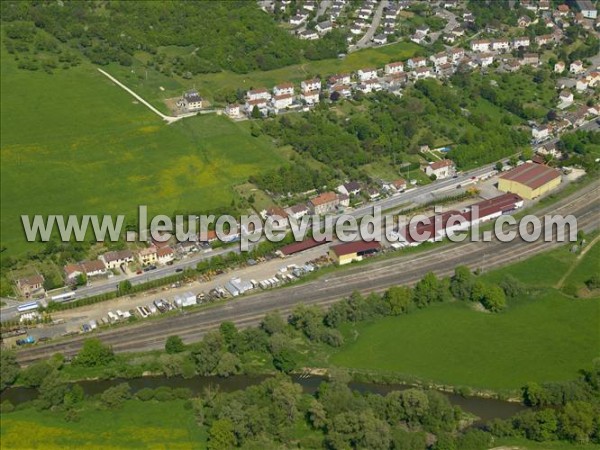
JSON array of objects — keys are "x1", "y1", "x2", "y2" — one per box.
[
  {"x1": 0, "y1": 49, "x2": 286, "y2": 256},
  {"x1": 328, "y1": 241, "x2": 600, "y2": 390},
  {"x1": 0, "y1": 399, "x2": 206, "y2": 449}
]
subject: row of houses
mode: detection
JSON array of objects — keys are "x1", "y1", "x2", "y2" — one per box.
[{"x1": 62, "y1": 246, "x2": 175, "y2": 283}]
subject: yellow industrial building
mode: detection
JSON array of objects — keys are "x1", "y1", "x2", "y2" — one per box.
[
  {"x1": 498, "y1": 163, "x2": 561, "y2": 200},
  {"x1": 329, "y1": 241, "x2": 382, "y2": 265}
]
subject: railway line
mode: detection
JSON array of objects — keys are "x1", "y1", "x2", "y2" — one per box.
[{"x1": 15, "y1": 182, "x2": 600, "y2": 365}]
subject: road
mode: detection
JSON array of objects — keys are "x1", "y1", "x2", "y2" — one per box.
[
  {"x1": 352, "y1": 0, "x2": 388, "y2": 50},
  {"x1": 14, "y1": 181, "x2": 600, "y2": 365},
  {"x1": 429, "y1": 7, "x2": 459, "y2": 44}
]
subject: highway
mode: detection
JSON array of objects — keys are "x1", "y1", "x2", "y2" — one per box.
[{"x1": 14, "y1": 181, "x2": 600, "y2": 365}]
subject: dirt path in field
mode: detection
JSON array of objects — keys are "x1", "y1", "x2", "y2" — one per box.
[{"x1": 555, "y1": 234, "x2": 600, "y2": 289}]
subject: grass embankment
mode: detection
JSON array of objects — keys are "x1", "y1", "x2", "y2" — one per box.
[
  {"x1": 0, "y1": 399, "x2": 206, "y2": 449},
  {"x1": 327, "y1": 240, "x2": 600, "y2": 391},
  {"x1": 0, "y1": 47, "x2": 286, "y2": 256}
]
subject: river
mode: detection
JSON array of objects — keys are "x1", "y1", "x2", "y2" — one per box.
[{"x1": 0, "y1": 374, "x2": 526, "y2": 423}]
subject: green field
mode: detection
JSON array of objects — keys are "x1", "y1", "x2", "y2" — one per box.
[
  {"x1": 0, "y1": 50, "x2": 286, "y2": 255},
  {"x1": 329, "y1": 242, "x2": 600, "y2": 391},
  {"x1": 0, "y1": 399, "x2": 205, "y2": 449}
]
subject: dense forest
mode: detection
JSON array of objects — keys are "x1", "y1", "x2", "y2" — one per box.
[{"x1": 0, "y1": 1, "x2": 347, "y2": 74}]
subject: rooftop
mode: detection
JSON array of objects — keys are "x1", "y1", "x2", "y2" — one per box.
[{"x1": 499, "y1": 163, "x2": 561, "y2": 190}]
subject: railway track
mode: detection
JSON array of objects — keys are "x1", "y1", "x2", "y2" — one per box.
[{"x1": 15, "y1": 182, "x2": 600, "y2": 364}]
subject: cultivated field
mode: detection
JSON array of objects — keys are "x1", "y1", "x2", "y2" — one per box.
[
  {"x1": 0, "y1": 51, "x2": 285, "y2": 255},
  {"x1": 329, "y1": 241, "x2": 600, "y2": 390}
]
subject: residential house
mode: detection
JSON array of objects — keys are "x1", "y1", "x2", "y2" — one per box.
[
  {"x1": 576, "y1": 79, "x2": 589, "y2": 92},
  {"x1": 299, "y1": 30, "x2": 319, "y2": 40},
  {"x1": 225, "y1": 104, "x2": 241, "y2": 118},
  {"x1": 532, "y1": 125, "x2": 551, "y2": 141},
  {"x1": 506, "y1": 59, "x2": 522, "y2": 72},
  {"x1": 100, "y1": 250, "x2": 134, "y2": 270},
  {"x1": 286, "y1": 204, "x2": 310, "y2": 220},
  {"x1": 413, "y1": 66, "x2": 433, "y2": 79},
  {"x1": 157, "y1": 246, "x2": 175, "y2": 265},
  {"x1": 437, "y1": 62, "x2": 455, "y2": 78},
  {"x1": 316, "y1": 20, "x2": 333, "y2": 34},
  {"x1": 539, "y1": 0, "x2": 551, "y2": 10},
  {"x1": 350, "y1": 24, "x2": 363, "y2": 35},
  {"x1": 357, "y1": 68, "x2": 378, "y2": 81},
  {"x1": 512, "y1": 37, "x2": 530, "y2": 48},
  {"x1": 390, "y1": 178, "x2": 407, "y2": 192},
  {"x1": 330, "y1": 84, "x2": 352, "y2": 98},
  {"x1": 301, "y1": 90, "x2": 320, "y2": 105},
  {"x1": 337, "y1": 181, "x2": 362, "y2": 196},
  {"x1": 463, "y1": 12, "x2": 475, "y2": 22},
  {"x1": 385, "y1": 7, "x2": 399, "y2": 18},
  {"x1": 492, "y1": 39, "x2": 511, "y2": 52},
  {"x1": 557, "y1": 4, "x2": 570, "y2": 16},
  {"x1": 410, "y1": 33, "x2": 427, "y2": 44},
  {"x1": 430, "y1": 52, "x2": 448, "y2": 66},
  {"x1": 358, "y1": 9, "x2": 371, "y2": 20},
  {"x1": 522, "y1": 53, "x2": 540, "y2": 66},
  {"x1": 448, "y1": 48, "x2": 465, "y2": 63},
  {"x1": 303, "y1": 1, "x2": 317, "y2": 11},
  {"x1": 138, "y1": 246, "x2": 158, "y2": 266},
  {"x1": 329, "y1": 73, "x2": 352, "y2": 86},
  {"x1": 366, "y1": 187, "x2": 380, "y2": 200},
  {"x1": 301, "y1": 78, "x2": 321, "y2": 93},
  {"x1": 273, "y1": 83, "x2": 294, "y2": 97},
  {"x1": 245, "y1": 98, "x2": 268, "y2": 114},
  {"x1": 424, "y1": 159, "x2": 454, "y2": 179},
  {"x1": 478, "y1": 53, "x2": 495, "y2": 68},
  {"x1": 518, "y1": 15, "x2": 532, "y2": 27},
  {"x1": 451, "y1": 26, "x2": 465, "y2": 37},
  {"x1": 81, "y1": 260, "x2": 108, "y2": 278},
  {"x1": 384, "y1": 61, "x2": 404, "y2": 75},
  {"x1": 577, "y1": 0, "x2": 597, "y2": 19},
  {"x1": 272, "y1": 94, "x2": 294, "y2": 110},
  {"x1": 373, "y1": 34, "x2": 387, "y2": 45},
  {"x1": 406, "y1": 57, "x2": 426, "y2": 69},
  {"x1": 338, "y1": 193, "x2": 350, "y2": 207},
  {"x1": 535, "y1": 34, "x2": 554, "y2": 46},
  {"x1": 416, "y1": 25, "x2": 430, "y2": 35},
  {"x1": 64, "y1": 264, "x2": 83, "y2": 282},
  {"x1": 471, "y1": 39, "x2": 491, "y2": 52},
  {"x1": 356, "y1": 79, "x2": 382, "y2": 93},
  {"x1": 247, "y1": 89, "x2": 271, "y2": 101},
  {"x1": 308, "y1": 192, "x2": 339, "y2": 214},
  {"x1": 587, "y1": 71, "x2": 600, "y2": 88},
  {"x1": 16, "y1": 274, "x2": 45, "y2": 299},
  {"x1": 559, "y1": 89, "x2": 574, "y2": 104},
  {"x1": 290, "y1": 14, "x2": 308, "y2": 26},
  {"x1": 442, "y1": 33, "x2": 456, "y2": 44},
  {"x1": 570, "y1": 60, "x2": 584, "y2": 74},
  {"x1": 554, "y1": 61, "x2": 566, "y2": 73},
  {"x1": 180, "y1": 90, "x2": 203, "y2": 111}
]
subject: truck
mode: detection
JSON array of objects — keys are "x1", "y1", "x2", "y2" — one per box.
[{"x1": 16, "y1": 335, "x2": 36, "y2": 346}]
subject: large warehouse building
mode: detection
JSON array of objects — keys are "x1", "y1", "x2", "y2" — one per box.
[
  {"x1": 497, "y1": 163, "x2": 561, "y2": 199},
  {"x1": 329, "y1": 241, "x2": 382, "y2": 265}
]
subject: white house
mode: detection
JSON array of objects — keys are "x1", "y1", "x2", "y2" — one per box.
[
  {"x1": 290, "y1": 14, "x2": 308, "y2": 26},
  {"x1": 570, "y1": 60, "x2": 584, "y2": 74},
  {"x1": 316, "y1": 20, "x2": 333, "y2": 34},
  {"x1": 247, "y1": 88, "x2": 271, "y2": 101},
  {"x1": 357, "y1": 68, "x2": 378, "y2": 81},
  {"x1": 225, "y1": 103, "x2": 241, "y2": 118},
  {"x1": 406, "y1": 57, "x2": 426, "y2": 69},
  {"x1": 330, "y1": 84, "x2": 352, "y2": 98},
  {"x1": 430, "y1": 52, "x2": 448, "y2": 66},
  {"x1": 535, "y1": 34, "x2": 554, "y2": 46},
  {"x1": 492, "y1": 39, "x2": 511, "y2": 52},
  {"x1": 299, "y1": 30, "x2": 319, "y2": 40},
  {"x1": 180, "y1": 90, "x2": 203, "y2": 111},
  {"x1": 356, "y1": 79, "x2": 382, "y2": 93},
  {"x1": 157, "y1": 246, "x2": 175, "y2": 265},
  {"x1": 578, "y1": 0, "x2": 597, "y2": 19},
  {"x1": 81, "y1": 260, "x2": 108, "y2": 277},
  {"x1": 479, "y1": 53, "x2": 495, "y2": 68},
  {"x1": 286, "y1": 204, "x2": 310, "y2": 220},
  {"x1": 413, "y1": 66, "x2": 433, "y2": 79},
  {"x1": 301, "y1": 78, "x2": 321, "y2": 93},
  {"x1": 100, "y1": 250, "x2": 134, "y2": 270},
  {"x1": 301, "y1": 90, "x2": 320, "y2": 104},
  {"x1": 245, "y1": 98, "x2": 268, "y2": 113},
  {"x1": 273, "y1": 82, "x2": 294, "y2": 97},
  {"x1": 559, "y1": 89, "x2": 574, "y2": 104},
  {"x1": 576, "y1": 79, "x2": 589, "y2": 92},
  {"x1": 272, "y1": 94, "x2": 294, "y2": 110},
  {"x1": 448, "y1": 48, "x2": 464, "y2": 63},
  {"x1": 373, "y1": 34, "x2": 387, "y2": 45},
  {"x1": 554, "y1": 61, "x2": 566, "y2": 73},
  {"x1": 471, "y1": 39, "x2": 491, "y2": 52},
  {"x1": 512, "y1": 37, "x2": 531, "y2": 49},
  {"x1": 532, "y1": 125, "x2": 551, "y2": 141},
  {"x1": 337, "y1": 181, "x2": 362, "y2": 196},
  {"x1": 329, "y1": 73, "x2": 351, "y2": 85},
  {"x1": 384, "y1": 61, "x2": 404, "y2": 75},
  {"x1": 424, "y1": 159, "x2": 454, "y2": 179}
]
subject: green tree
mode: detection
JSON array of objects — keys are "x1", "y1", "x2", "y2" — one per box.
[
  {"x1": 558, "y1": 401, "x2": 595, "y2": 443},
  {"x1": 118, "y1": 280, "x2": 132, "y2": 294},
  {"x1": 73, "y1": 338, "x2": 115, "y2": 367},
  {"x1": 0, "y1": 351, "x2": 20, "y2": 391},
  {"x1": 251, "y1": 105, "x2": 261, "y2": 119},
  {"x1": 215, "y1": 352, "x2": 241, "y2": 377},
  {"x1": 413, "y1": 272, "x2": 447, "y2": 307},
  {"x1": 100, "y1": 382, "x2": 131, "y2": 409},
  {"x1": 165, "y1": 335, "x2": 185, "y2": 354},
  {"x1": 480, "y1": 285, "x2": 507, "y2": 312},
  {"x1": 450, "y1": 266, "x2": 474, "y2": 301},
  {"x1": 383, "y1": 286, "x2": 413, "y2": 315},
  {"x1": 208, "y1": 418, "x2": 236, "y2": 450},
  {"x1": 19, "y1": 361, "x2": 53, "y2": 387}
]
